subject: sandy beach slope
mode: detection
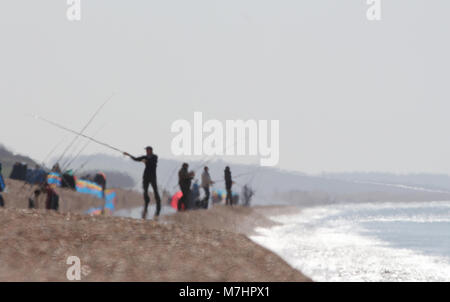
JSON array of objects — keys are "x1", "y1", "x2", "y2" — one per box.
[{"x1": 0, "y1": 179, "x2": 310, "y2": 281}]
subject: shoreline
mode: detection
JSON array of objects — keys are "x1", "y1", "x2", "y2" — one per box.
[{"x1": 248, "y1": 201, "x2": 450, "y2": 282}]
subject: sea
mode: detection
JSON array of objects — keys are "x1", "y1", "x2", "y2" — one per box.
[
  {"x1": 114, "y1": 205, "x2": 177, "y2": 219},
  {"x1": 250, "y1": 201, "x2": 450, "y2": 281}
]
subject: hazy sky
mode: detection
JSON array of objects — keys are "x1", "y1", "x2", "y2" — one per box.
[{"x1": 1, "y1": 1, "x2": 449, "y2": 174}]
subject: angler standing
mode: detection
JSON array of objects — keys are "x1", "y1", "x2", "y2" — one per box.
[
  {"x1": 201, "y1": 166, "x2": 214, "y2": 209},
  {"x1": 45, "y1": 183, "x2": 59, "y2": 211},
  {"x1": 124, "y1": 146, "x2": 161, "y2": 219},
  {"x1": 93, "y1": 172, "x2": 107, "y2": 198},
  {"x1": 93, "y1": 172, "x2": 107, "y2": 214},
  {"x1": 224, "y1": 166, "x2": 234, "y2": 206},
  {"x1": 178, "y1": 163, "x2": 194, "y2": 211}
]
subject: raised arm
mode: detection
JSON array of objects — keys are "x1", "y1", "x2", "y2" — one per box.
[{"x1": 124, "y1": 152, "x2": 146, "y2": 162}]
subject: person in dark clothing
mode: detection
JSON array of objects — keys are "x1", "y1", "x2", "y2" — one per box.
[
  {"x1": 93, "y1": 172, "x2": 107, "y2": 198},
  {"x1": 10, "y1": 162, "x2": 27, "y2": 181},
  {"x1": 178, "y1": 163, "x2": 194, "y2": 211},
  {"x1": 93, "y1": 172, "x2": 107, "y2": 214},
  {"x1": 61, "y1": 171, "x2": 76, "y2": 190},
  {"x1": 124, "y1": 146, "x2": 161, "y2": 219},
  {"x1": 224, "y1": 166, "x2": 234, "y2": 206},
  {"x1": 29, "y1": 189, "x2": 41, "y2": 209},
  {"x1": 0, "y1": 163, "x2": 5, "y2": 207},
  {"x1": 45, "y1": 184, "x2": 59, "y2": 211}
]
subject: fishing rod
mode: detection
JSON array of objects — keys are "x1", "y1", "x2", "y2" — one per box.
[
  {"x1": 72, "y1": 158, "x2": 91, "y2": 175},
  {"x1": 62, "y1": 123, "x2": 108, "y2": 171},
  {"x1": 41, "y1": 136, "x2": 67, "y2": 169},
  {"x1": 242, "y1": 167, "x2": 265, "y2": 205},
  {"x1": 244, "y1": 164, "x2": 263, "y2": 185},
  {"x1": 193, "y1": 155, "x2": 218, "y2": 173},
  {"x1": 60, "y1": 138, "x2": 85, "y2": 170},
  {"x1": 24, "y1": 95, "x2": 112, "y2": 211},
  {"x1": 226, "y1": 170, "x2": 258, "y2": 180},
  {"x1": 34, "y1": 115, "x2": 126, "y2": 155},
  {"x1": 53, "y1": 93, "x2": 115, "y2": 166},
  {"x1": 211, "y1": 162, "x2": 262, "y2": 183},
  {"x1": 19, "y1": 136, "x2": 69, "y2": 192},
  {"x1": 191, "y1": 140, "x2": 239, "y2": 173}
]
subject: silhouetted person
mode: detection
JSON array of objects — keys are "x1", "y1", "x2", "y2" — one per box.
[
  {"x1": 94, "y1": 172, "x2": 107, "y2": 202},
  {"x1": 94, "y1": 172, "x2": 107, "y2": 214},
  {"x1": 201, "y1": 166, "x2": 214, "y2": 209},
  {"x1": 0, "y1": 163, "x2": 5, "y2": 207},
  {"x1": 124, "y1": 146, "x2": 161, "y2": 219},
  {"x1": 242, "y1": 185, "x2": 254, "y2": 207},
  {"x1": 45, "y1": 184, "x2": 59, "y2": 211},
  {"x1": 29, "y1": 189, "x2": 41, "y2": 209},
  {"x1": 224, "y1": 166, "x2": 234, "y2": 206},
  {"x1": 178, "y1": 163, "x2": 194, "y2": 211}
]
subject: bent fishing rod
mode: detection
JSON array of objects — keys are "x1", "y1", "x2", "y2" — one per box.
[{"x1": 34, "y1": 115, "x2": 126, "y2": 155}]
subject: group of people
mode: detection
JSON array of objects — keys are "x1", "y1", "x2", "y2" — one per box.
[
  {"x1": 124, "y1": 146, "x2": 253, "y2": 219},
  {"x1": 176, "y1": 164, "x2": 225, "y2": 211},
  {"x1": 0, "y1": 145, "x2": 253, "y2": 218},
  {"x1": 0, "y1": 162, "x2": 59, "y2": 210},
  {"x1": 27, "y1": 167, "x2": 108, "y2": 212},
  {"x1": 175, "y1": 163, "x2": 239, "y2": 211},
  {"x1": 28, "y1": 185, "x2": 60, "y2": 211}
]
